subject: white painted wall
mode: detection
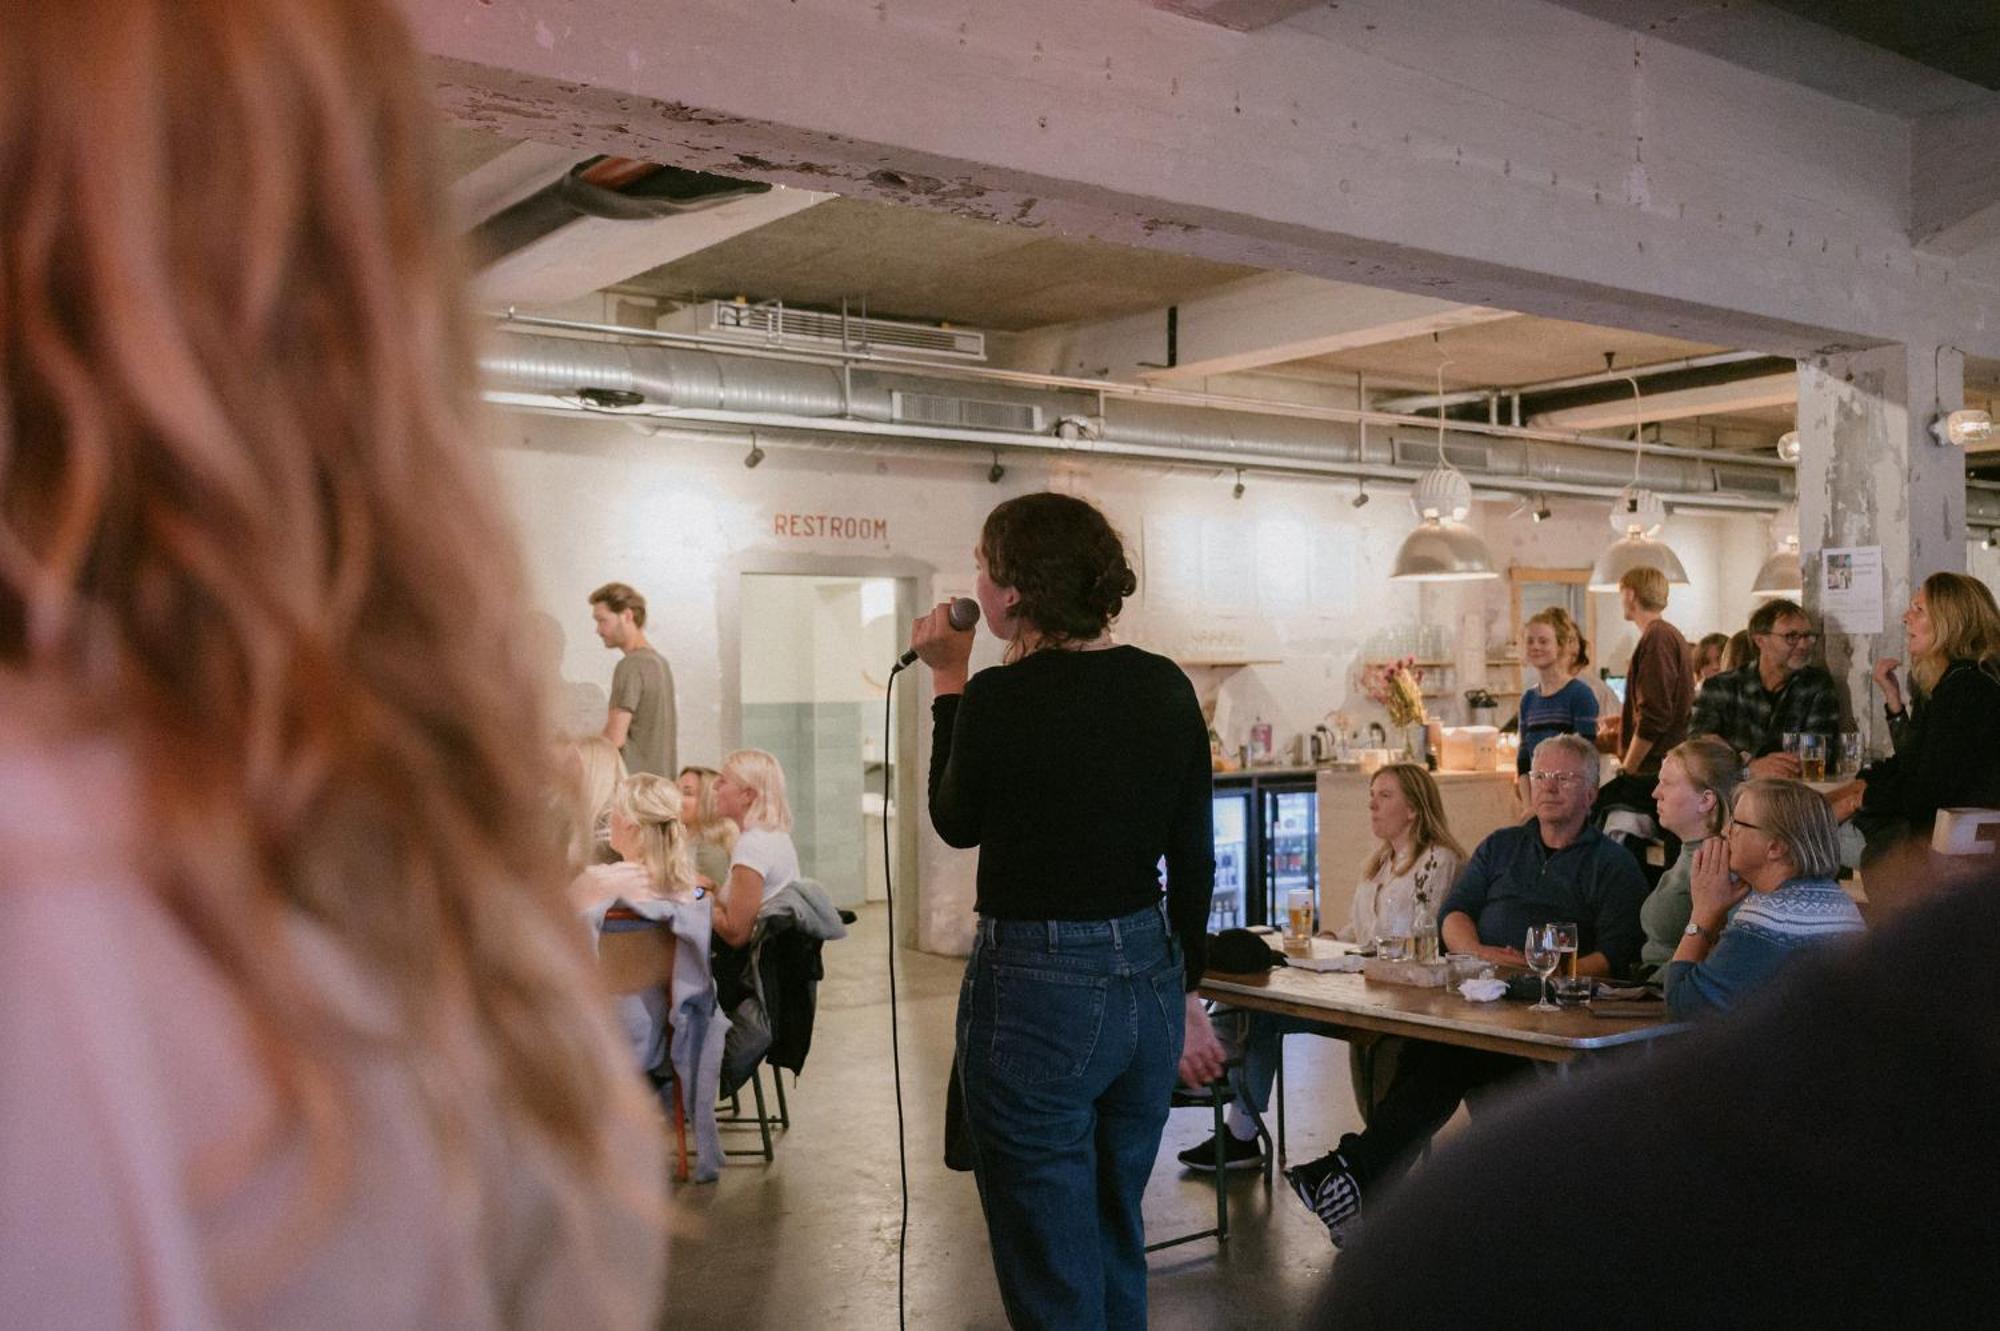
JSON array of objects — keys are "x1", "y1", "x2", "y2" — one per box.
[{"x1": 487, "y1": 408, "x2": 1770, "y2": 952}]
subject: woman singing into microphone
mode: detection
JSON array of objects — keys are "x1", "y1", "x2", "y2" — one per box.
[{"x1": 912, "y1": 492, "x2": 1224, "y2": 1330}]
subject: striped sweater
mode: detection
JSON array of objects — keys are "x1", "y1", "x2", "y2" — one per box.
[{"x1": 1663, "y1": 879, "x2": 1863, "y2": 1020}]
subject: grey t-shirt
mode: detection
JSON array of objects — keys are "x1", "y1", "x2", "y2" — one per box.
[{"x1": 609, "y1": 646, "x2": 676, "y2": 777}]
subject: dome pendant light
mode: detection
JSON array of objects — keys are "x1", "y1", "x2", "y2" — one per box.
[
  {"x1": 1751, "y1": 504, "x2": 1804, "y2": 599},
  {"x1": 1587, "y1": 368, "x2": 1690, "y2": 592},
  {"x1": 1391, "y1": 348, "x2": 1499, "y2": 582}
]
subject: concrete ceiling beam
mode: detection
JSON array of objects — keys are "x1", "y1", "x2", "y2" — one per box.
[
  {"x1": 473, "y1": 185, "x2": 834, "y2": 306},
  {"x1": 405, "y1": 0, "x2": 2000, "y2": 361},
  {"x1": 1011, "y1": 272, "x2": 1511, "y2": 381},
  {"x1": 1528, "y1": 372, "x2": 1797, "y2": 430},
  {"x1": 1911, "y1": 99, "x2": 2000, "y2": 258},
  {"x1": 1146, "y1": 0, "x2": 1322, "y2": 31}
]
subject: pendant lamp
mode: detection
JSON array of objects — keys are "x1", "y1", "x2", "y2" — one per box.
[
  {"x1": 1751, "y1": 505, "x2": 1803, "y2": 599},
  {"x1": 1390, "y1": 349, "x2": 1499, "y2": 582},
  {"x1": 1587, "y1": 372, "x2": 1690, "y2": 592},
  {"x1": 1588, "y1": 486, "x2": 1690, "y2": 591}
]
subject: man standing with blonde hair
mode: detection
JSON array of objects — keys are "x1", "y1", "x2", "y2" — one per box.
[{"x1": 591, "y1": 582, "x2": 677, "y2": 778}]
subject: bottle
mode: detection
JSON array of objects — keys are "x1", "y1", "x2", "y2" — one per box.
[{"x1": 1250, "y1": 716, "x2": 1272, "y2": 764}]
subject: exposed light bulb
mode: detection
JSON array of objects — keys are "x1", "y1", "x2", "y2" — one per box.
[
  {"x1": 1777, "y1": 430, "x2": 1802, "y2": 462},
  {"x1": 1932, "y1": 409, "x2": 1994, "y2": 448}
]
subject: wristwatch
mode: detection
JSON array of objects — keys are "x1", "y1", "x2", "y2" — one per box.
[{"x1": 1683, "y1": 921, "x2": 1716, "y2": 942}]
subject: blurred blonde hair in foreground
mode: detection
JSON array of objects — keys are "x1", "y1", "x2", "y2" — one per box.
[
  {"x1": 0, "y1": 0, "x2": 655, "y2": 1321},
  {"x1": 563, "y1": 736, "x2": 629, "y2": 871}
]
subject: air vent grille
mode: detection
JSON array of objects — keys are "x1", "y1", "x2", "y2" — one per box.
[
  {"x1": 1710, "y1": 464, "x2": 1789, "y2": 496},
  {"x1": 892, "y1": 391, "x2": 1042, "y2": 434},
  {"x1": 703, "y1": 301, "x2": 985, "y2": 360}
]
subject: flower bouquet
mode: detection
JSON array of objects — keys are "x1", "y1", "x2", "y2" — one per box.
[{"x1": 1362, "y1": 656, "x2": 1428, "y2": 730}]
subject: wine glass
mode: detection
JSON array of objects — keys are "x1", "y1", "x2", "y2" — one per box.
[{"x1": 1524, "y1": 924, "x2": 1560, "y2": 1013}]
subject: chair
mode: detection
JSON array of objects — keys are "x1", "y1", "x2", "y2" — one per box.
[
  {"x1": 1146, "y1": 1059, "x2": 1274, "y2": 1253},
  {"x1": 597, "y1": 915, "x2": 691, "y2": 1182}
]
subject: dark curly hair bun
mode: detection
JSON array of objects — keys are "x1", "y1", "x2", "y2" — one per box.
[{"x1": 979, "y1": 493, "x2": 1135, "y2": 646}]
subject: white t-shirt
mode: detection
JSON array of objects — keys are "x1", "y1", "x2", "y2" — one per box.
[
  {"x1": 730, "y1": 825, "x2": 800, "y2": 903},
  {"x1": 1343, "y1": 844, "x2": 1464, "y2": 945}
]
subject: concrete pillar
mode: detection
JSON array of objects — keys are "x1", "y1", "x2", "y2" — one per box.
[{"x1": 1796, "y1": 345, "x2": 1965, "y2": 750}]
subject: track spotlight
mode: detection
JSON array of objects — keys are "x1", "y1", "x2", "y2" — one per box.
[
  {"x1": 1351, "y1": 480, "x2": 1370, "y2": 509},
  {"x1": 1532, "y1": 495, "x2": 1553, "y2": 523},
  {"x1": 1986, "y1": 530, "x2": 1999, "y2": 551},
  {"x1": 1232, "y1": 468, "x2": 1246, "y2": 500},
  {"x1": 988, "y1": 452, "x2": 1005, "y2": 484},
  {"x1": 744, "y1": 437, "x2": 765, "y2": 469}
]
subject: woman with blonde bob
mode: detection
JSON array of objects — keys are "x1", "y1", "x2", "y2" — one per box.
[
  {"x1": 0, "y1": 0, "x2": 659, "y2": 1323},
  {"x1": 1836, "y1": 572, "x2": 2000, "y2": 848},
  {"x1": 677, "y1": 764, "x2": 741, "y2": 888},
  {"x1": 710, "y1": 748, "x2": 800, "y2": 947},
  {"x1": 560, "y1": 736, "x2": 628, "y2": 873}
]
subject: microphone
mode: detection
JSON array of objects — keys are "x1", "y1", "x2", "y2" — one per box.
[{"x1": 897, "y1": 597, "x2": 980, "y2": 668}]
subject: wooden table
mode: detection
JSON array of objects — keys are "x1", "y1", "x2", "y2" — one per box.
[{"x1": 1199, "y1": 945, "x2": 1686, "y2": 1067}]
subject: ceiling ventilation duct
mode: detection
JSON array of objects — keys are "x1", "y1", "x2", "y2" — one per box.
[{"x1": 477, "y1": 330, "x2": 1804, "y2": 508}]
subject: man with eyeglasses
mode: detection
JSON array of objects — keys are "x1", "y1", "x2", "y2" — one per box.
[
  {"x1": 1285, "y1": 735, "x2": 1647, "y2": 1247},
  {"x1": 1688, "y1": 598, "x2": 1844, "y2": 777}
]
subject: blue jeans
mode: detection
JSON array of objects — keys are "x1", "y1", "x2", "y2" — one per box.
[{"x1": 955, "y1": 904, "x2": 1186, "y2": 1331}]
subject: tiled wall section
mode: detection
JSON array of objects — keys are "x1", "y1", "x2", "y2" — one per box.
[{"x1": 742, "y1": 701, "x2": 867, "y2": 907}]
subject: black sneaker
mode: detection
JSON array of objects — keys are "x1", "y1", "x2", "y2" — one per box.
[
  {"x1": 1284, "y1": 1151, "x2": 1363, "y2": 1247},
  {"x1": 1175, "y1": 1130, "x2": 1266, "y2": 1172}
]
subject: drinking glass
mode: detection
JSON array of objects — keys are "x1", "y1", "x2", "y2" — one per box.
[
  {"x1": 1838, "y1": 732, "x2": 1864, "y2": 779},
  {"x1": 1377, "y1": 934, "x2": 1411, "y2": 963},
  {"x1": 1798, "y1": 733, "x2": 1827, "y2": 782},
  {"x1": 1286, "y1": 889, "x2": 1314, "y2": 939},
  {"x1": 1782, "y1": 731, "x2": 1803, "y2": 760},
  {"x1": 1524, "y1": 924, "x2": 1561, "y2": 1012}
]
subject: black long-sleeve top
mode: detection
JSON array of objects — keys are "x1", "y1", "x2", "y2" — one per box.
[
  {"x1": 1861, "y1": 659, "x2": 2000, "y2": 831},
  {"x1": 928, "y1": 645, "x2": 1215, "y2": 989}
]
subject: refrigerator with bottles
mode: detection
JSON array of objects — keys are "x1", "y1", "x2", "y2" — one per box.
[{"x1": 1208, "y1": 771, "x2": 1319, "y2": 931}]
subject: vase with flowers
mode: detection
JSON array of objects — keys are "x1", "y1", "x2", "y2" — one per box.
[{"x1": 1361, "y1": 656, "x2": 1430, "y2": 761}]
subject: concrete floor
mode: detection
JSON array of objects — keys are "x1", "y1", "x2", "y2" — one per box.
[{"x1": 660, "y1": 905, "x2": 1378, "y2": 1328}]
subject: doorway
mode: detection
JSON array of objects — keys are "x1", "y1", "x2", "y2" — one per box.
[{"x1": 738, "y1": 573, "x2": 913, "y2": 909}]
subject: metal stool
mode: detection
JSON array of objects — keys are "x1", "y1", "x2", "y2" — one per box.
[{"x1": 1147, "y1": 1062, "x2": 1273, "y2": 1253}]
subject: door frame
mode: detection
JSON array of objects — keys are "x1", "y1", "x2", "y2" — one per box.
[{"x1": 720, "y1": 551, "x2": 937, "y2": 928}]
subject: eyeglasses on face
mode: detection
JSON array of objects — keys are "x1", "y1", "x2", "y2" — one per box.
[
  {"x1": 1528, "y1": 771, "x2": 1587, "y2": 787},
  {"x1": 1727, "y1": 815, "x2": 1767, "y2": 835},
  {"x1": 1761, "y1": 630, "x2": 1819, "y2": 645}
]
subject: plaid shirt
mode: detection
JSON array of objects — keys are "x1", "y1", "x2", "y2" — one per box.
[{"x1": 1688, "y1": 663, "x2": 1843, "y2": 757}]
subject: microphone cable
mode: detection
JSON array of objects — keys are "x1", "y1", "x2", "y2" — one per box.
[{"x1": 882, "y1": 660, "x2": 912, "y2": 1331}]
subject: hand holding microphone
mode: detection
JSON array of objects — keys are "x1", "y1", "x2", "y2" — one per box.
[{"x1": 902, "y1": 596, "x2": 980, "y2": 687}]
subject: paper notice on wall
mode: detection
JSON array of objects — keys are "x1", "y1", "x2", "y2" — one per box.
[{"x1": 1819, "y1": 545, "x2": 1884, "y2": 634}]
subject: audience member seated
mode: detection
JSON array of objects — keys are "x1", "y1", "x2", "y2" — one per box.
[
  {"x1": 1635, "y1": 737, "x2": 1745, "y2": 980},
  {"x1": 1515, "y1": 607, "x2": 1599, "y2": 788},
  {"x1": 1282, "y1": 735, "x2": 1648, "y2": 1246},
  {"x1": 677, "y1": 763, "x2": 740, "y2": 888},
  {"x1": 559, "y1": 735, "x2": 627, "y2": 874},
  {"x1": 1723, "y1": 627, "x2": 1755, "y2": 672},
  {"x1": 1187, "y1": 765, "x2": 1464, "y2": 1172},
  {"x1": 1688, "y1": 598, "x2": 1842, "y2": 777},
  {"x1": 1832, "y1": 572, "x2": 2000, "y2": 856},
  {"x1": 1664, "y1": 779, "x2": 1863, "y2": 1020},
  {"x1": 711, "y1": 748, "x2": 802, "y2": 948},
  {"x1": 569, "y1": 773, "x2": 701, "y2": 917},
  {"x1": 1311, "y1": 858, "x2": 2000, "y2": 1328},
  {"x1": 1691, "y1": 631, "x2": 1730, "y2": 686},
  {"x1": 1594, "y1": 567, "x2": 1694, "y2": 834}
]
